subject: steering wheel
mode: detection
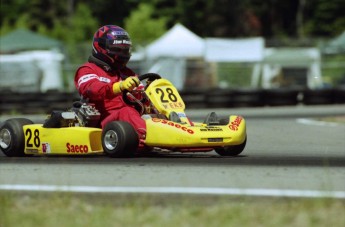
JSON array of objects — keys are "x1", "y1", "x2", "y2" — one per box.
[
  {"x1": 138, "y1": 73, "x2": 161, "y2": 81},
  {"x1": 122, "y1": 73, "x2": 161, "y2": 113}
]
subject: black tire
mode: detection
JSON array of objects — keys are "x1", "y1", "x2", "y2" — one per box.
[
  {"x1": 335, "y1": 86, "x2": 345, "y2": 104},
  {"x1": 102, "y1": 121, "x2": 139, "y2": 158},
  {"x1": 264, "y1": 89, "x2": 300, "y2": 106},
  {"x1": 232, "y1": 89, "x2": 265, "y2": 107},
  {"x1": 302, "y1": 89, "x2": 335, "y2": 105},
  {"x1": 215, "y1": 137, "x2": 247, "y2": 156},
  {"x1": 205, "y1": 89, "x2": 236, "y2": 108},
  {"x1": 0, "y1": 118, "x2": 34, "y2": 157}
]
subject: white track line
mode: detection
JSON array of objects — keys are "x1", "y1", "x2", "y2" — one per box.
[
  {"x1": 0, "y1": 184, "x2": 344, "y2": 199},
  {"x1": 296, "y1": 118, "x2": 340, "y2": 127}
]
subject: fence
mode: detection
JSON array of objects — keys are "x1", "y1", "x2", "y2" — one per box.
[{"x1": 1, "y1": 87, "x2": 344, "y2": 114}]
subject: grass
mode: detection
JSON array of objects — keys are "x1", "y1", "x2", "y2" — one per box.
[{"x1": 1, "y1": 192, "x2": 344, "y2": 227}]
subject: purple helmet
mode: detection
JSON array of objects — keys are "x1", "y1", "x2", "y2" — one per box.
[{"x1": 92, "y1": 25, "x2": 132, "y2": 69}]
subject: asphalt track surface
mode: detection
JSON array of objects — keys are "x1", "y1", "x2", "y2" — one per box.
[{"x1": 0, "y1": 105, "x2": 344, "y2": 198}]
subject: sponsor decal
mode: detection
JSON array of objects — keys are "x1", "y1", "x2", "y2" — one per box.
[
  {"x1": 77, "y1": 74, "x2": 98, "y2": 86},
  {"x1": 112, "y1": 40, "x2": 131, "y2": 45},
  {"x1": 162, "y1": 102, "x2": 184, "y2": 110},
  {"x1": 208, "y1": 138, "x2": 223, "y2": 142},
  {"x1": 42, "y1": 143, "x2": 51, "y2": 153},
  {"x1": 229, "y1": 116, "x2": 243, "y2": 131},
  {"x1": 25, "y1": 148, "x2": 38, "y2": 153},
  {"x1": 78, "y1": 74, "x2": 111, "y2": 87},
  {"x1": 152, "y1": 118, "x2": 194, "y2": 134},
  {"x1": 200, "y1": 127, "x2": 223, "y2": 132},
  {"x1": 177, "y1": 112, "x2": 186, "y2": 118},
  {"x1": 111, "y1": 31, "x2": 129, "y2": 36},
  {"x1": 99, "y1": 77, "x2": 111, "y2": 83},
  {"x1": 66, "y1": 143, "x2": 88, "y2": 153}
]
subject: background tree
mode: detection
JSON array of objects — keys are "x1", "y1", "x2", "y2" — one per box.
[
  {"x1": 304, "y1": 0, "x2": 345, "y2": 36},
  {"x1": 1, "y1": 0, "x2": 344, "y2": 44},
  {"x1": 124, "y1": 3, "x2": 167, "y2": 47}
]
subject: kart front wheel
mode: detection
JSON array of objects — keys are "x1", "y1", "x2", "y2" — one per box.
[
  {"x1": 102, "y1": 121, "x2": 139, "y2": 158},
  {"x1": 0, "y1": 118, "x2": 34, "y2": 157},
  {"x1": 215, "y1": 137, "x2": 247, "y2": 156}
]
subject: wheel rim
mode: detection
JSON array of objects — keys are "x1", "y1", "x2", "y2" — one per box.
[
  {"x1": 0, "y1": 128, "x2": 11, "y2": 149},
  {"x1": 104, "y1": 130, "x2": 118, "y2": 150}
]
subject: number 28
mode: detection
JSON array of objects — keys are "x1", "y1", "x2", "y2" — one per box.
[
  {"x1": 26, "y1": 129, "x2": 40, "y2": 148},
  {"x1": 155, "y1": 88, "x2": 178, "y2": 103}
]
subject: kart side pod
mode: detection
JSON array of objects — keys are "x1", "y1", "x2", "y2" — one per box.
[{"x1": 23, "y1": 125, "x2": 103, "y2": 155}]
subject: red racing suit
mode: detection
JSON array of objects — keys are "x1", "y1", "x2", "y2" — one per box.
[{"x1": 74, "y1": 62, "x2": 146, "y2": 138}]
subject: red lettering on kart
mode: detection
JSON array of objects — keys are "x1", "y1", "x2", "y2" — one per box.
[
  {"x1": 229, "y1": 116, "x2": 243, "y2": 131},
  {"x1": 152, "y1": 118, "x2": 194, "y2": 134},
  {"x1": 66, "y1": 143, "x2": 89, "y2": 153}
]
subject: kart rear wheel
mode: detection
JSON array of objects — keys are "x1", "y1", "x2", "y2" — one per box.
[
  {"x1": 0, "y1": 118, "x2": 34, "y2": 157},
  {"x1": 102, "y1": 121, "x2": 139, "y2": 158},
  {"x1": 215, "y1": 137, "x2": 247, "y2": 156}
]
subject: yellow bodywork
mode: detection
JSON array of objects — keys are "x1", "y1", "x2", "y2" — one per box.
[
  {"x1": 23, "y1": 124, "x2": 103, "y2": 155},
  {"x1": 145, "y1": 79, "x2": 190, "y2": 124},
  {"x1": 144, "y1": 78, "x2": 246, "y2": 149},
  {"x1": 145, "y1": 115, "x2": 246, "y2": 148}
]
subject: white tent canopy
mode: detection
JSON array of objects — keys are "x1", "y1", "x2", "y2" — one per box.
[
  {"x1": 144, "y1": 24, "x2": 205, "y2": 90},
  {"x1": 204, "y1": 37, "x2": 264, "y2": 88},
  {"x1": 145, "y1": 23, "x2": 205, "y2": 59},
  {"x1": 205, "y1": 37, "x2": 264, "y2": 62},
  {"x1": 323, "y1": 30, "x2": 345, "y2": 54},
  {"x1": 0, "y1": 50, "x2": 64, "y2": 92}
]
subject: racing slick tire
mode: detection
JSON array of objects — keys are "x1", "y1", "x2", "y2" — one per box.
[
  {"x1": 215, "y1": 137, "x2": 247, "y2": 156},
  {"x1": 102, "y1": 121, "x2": 139, "y2": 158},
  {"x1": 0, "y1": 118, "x2": 34, "y2": 157}
]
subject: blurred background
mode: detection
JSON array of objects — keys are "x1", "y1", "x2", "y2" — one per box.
[{"x1": 0, "y1": 0, "x2": 344, "y2": 113}]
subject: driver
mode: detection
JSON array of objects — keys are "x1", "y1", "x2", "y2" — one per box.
[{"x1": 74, "y1": 25, "x2": 146, "y2": 140}]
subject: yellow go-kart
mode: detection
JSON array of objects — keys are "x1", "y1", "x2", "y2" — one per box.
[{"x1": 0, "y1": 73, "x2": 246, "y2": 158}]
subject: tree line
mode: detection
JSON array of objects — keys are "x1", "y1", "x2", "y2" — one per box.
[{"x1": 1, "y1": 0, "x2": 344, "y2": 47}]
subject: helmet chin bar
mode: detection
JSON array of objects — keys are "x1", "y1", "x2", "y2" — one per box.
[
  {"x1": 102, "y1": 53, "x2": 128, "y2": 69},
  {"x1": 89, "y1": 50, "x2": 130, "y2": 71},
  {"x1": 112, "y1": 54, "x2": 130, "y2": 67}
]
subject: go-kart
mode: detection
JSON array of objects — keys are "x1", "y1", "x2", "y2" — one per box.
[{"x1": 0, "y1": 73, "x2": 246, "y2": 158}]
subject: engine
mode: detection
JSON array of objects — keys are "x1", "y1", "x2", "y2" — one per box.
[
  {"x1": 43, "y1": 102, "x2": 101, "y2": 128},
  {"x1": 75, "y1": 103, "x2": 101, "y2": 127}
]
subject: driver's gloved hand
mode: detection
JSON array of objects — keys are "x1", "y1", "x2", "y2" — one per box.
[{"x1": 113, "y1": 76, "x2": 140, "y2": 94}]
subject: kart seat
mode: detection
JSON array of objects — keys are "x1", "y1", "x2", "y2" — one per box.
[
  {"x1": 43, "y1": 111, "x2": 63, "y2": 128},
  {"x1": 203, "y1": 112, "x2": 220, "y2": 125}
]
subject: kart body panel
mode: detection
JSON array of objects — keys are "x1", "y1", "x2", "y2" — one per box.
[
  {"x1": 23, "y1": 124, "x2": 103, "y2": 155},
  {"x1": 144, "y1": 116, "x2": 246, "y2": 148},
  {"x1": 144, "y1": 79, "x2": 191, "y2": 124}
]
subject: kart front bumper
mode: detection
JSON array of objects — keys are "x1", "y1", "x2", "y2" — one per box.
[{"x1": 144, "y1": 115, "x2": 246, "y2": 148}]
